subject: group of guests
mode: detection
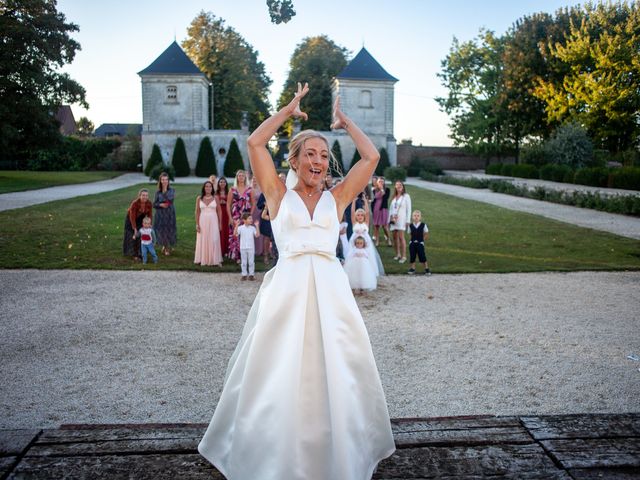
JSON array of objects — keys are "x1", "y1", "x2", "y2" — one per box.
[
  {"x1": 122, "y1": 170, "x2": 430, "y2": 278},
  {"x1": 122, "y1": 172, "x2": 177, "y2": 263}
]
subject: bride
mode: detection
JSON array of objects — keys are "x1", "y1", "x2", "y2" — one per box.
[{"x1": 198, "y1": 83, "x2": 396, "y2": 480}]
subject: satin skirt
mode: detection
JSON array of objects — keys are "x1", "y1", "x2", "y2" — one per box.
[{"x1": 198, "y1": 253, "x2": 395, "y2": 480}]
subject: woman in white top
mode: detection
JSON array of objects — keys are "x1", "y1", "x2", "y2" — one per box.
[{"x1": 388, "y1": 180, "x2": 411, "y2": 263}]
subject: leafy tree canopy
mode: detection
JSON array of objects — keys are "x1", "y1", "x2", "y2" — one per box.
[
  {"x1": 0, "y1": 0, "x2": 87, "y2": 165},
  {"x1": 182, "y1": 12, "x2": 272, "y2": 130},
  {"x1": 277, "y1": 35, "x2": 349, "y2": 135},
  {"x1": 266, "y1": 0, "x2": 296, "y2": 24}
]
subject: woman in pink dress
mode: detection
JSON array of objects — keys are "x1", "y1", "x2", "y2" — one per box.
[
  {"x1": 194, "y1": 181, "x2": 223, "y2": 266},
  {"x1": 226, "y1": 170, "x2": 254, "y2": 261}
]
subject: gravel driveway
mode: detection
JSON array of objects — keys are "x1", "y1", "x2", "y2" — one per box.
[{"x1": 1, "y1": 269, "x2": 638, "y2": 429}]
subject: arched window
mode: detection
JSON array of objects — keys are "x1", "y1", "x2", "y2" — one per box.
[
  {"x1": 359, "y1": 90, "x2": 372, "y2": 108},
  {"x1": 166, "y1": 85, "x2": 178, "y2": 103}
]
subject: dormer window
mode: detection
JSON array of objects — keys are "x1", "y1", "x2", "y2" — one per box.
[
  {"x1": 166, "y1": 85, "x2": 178, "y2": 103},
  {"x1": 359, "y1": 90, "x2": 372, "y2": 108}
]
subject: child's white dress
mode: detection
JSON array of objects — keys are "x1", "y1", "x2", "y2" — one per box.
[
  {"x1": 343, "y1": 247, "x2": 377, "y2": 291},
  {"x1": 198, "y1": 189, "x2": 395, "y2": 479},
  {"x1": 349, "y1": 222, "x2": 385, "y2": 276}
]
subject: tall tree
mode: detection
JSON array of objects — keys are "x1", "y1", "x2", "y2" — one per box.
[
  {"x1": 266, "y1": 0, "x2": 296, "y2": 24},
  {"x1": 436, "y1": 30, "x2": 514, "y2": 160},
  {"x1": 182, "y1": 12, "x2": 272, "y2": 130},
  {"x1": 277, "y1": 36, "x2": 349, "y2": 135},
  {"x1": 76, "y1": 116, "x2": 94, "y2": 136},
  {"x1": 0, "y1": 0, "x2": 87, "y2": 166},
  {"x1": 534, "y1": 2, "x2": 640, "y2": 151}
]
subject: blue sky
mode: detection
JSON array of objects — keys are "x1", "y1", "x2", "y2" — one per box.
[{"x1": 58, "y1": 0, "x2": 583, "y2": 146}]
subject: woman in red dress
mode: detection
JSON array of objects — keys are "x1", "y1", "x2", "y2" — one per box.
[{"x1": 216, "y1": 177, "x2": 230, "y2": 257}]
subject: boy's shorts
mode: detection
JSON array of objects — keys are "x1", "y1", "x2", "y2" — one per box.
[{"x1": 409, "y1": 242, "x2": 427, "y2": 263}]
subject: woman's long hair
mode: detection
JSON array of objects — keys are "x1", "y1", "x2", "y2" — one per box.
[
  {"x1": 201, "y1": 181, "x2": 214, "y2": 198},
  {"x1": 393, "y1": 181, "x2": 406, "y2": 197},
  {"x1": 217, "y1": 177, "x2": 229, "y2": 198},
  {"x1": 156, "y1": 172, "x2": 170, "y2": 192}
]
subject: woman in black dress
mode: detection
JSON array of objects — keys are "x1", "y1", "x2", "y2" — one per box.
[{"x1": 153, "y1": 172, "x2": 177, "y2": 255}]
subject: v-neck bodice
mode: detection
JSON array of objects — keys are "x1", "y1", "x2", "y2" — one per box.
[{"x1": 271, "y1": 189, "x2": 339, "y2": 259}]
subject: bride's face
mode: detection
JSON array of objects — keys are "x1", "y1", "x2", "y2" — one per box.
[{"x1": 292, "y1": 138, "x2": 329, "y2": 189}]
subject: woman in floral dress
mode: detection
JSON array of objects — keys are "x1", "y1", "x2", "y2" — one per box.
[{"x1": 226, "y1": 169, "x2": 254, "y2": 261}]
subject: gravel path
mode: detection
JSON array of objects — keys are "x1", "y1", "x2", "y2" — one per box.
[
  {"x1": 406, "y1": 177, "x2": 640, "y2": 240},
  {"x1": 1, "y1": 269, "x2": 638, "y2": 429}
]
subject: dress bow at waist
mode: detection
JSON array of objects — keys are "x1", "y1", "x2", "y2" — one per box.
[{"x1": 279, "y1": 241, "x2": 336, "y2": 260}]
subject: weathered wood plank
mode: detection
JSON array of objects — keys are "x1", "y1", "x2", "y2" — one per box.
[
  {"x1": 0, "y1": 430, "x2": 40, "y2": 456},
  {"x1": 38, "y1": 425, "x2": 205, "y2": 443},
  {"x1": 0, "y1": 457, "x2": 18, "y2": 478},
  {"x1": 522, "y1": 413, "x2": 640, "y2": 440},
  {"x1": 7, "y1": 453, "x2": 224, "y2": 480},
  {"x1": 568, "y1": 467, "x2": 640, "y2": 479},
  {"x1": 541, "y1": 438, "x2": 640, "y2": 469},
  {"x1": 373, "y1": 444, "x2": 571, "y2": 479},
  {"x1": 394, "y1": 426, "x2": 532, "y2": 448},
  {"x1": 26, "y1": 437, "x2": 200, "y2": 457},
  {"x1": 391, "y1": 416, "x2": 521, "y2": 434}
]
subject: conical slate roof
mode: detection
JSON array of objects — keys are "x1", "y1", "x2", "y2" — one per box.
[
  {"x1": 138, "y1": 41, "x2": 204, "y2": 76},
  {"x1": 337, "y1": 47, "x2": 398, "y2": 82}
]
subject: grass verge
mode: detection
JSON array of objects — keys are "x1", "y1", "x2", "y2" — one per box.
[{"x1": 0, "y1": 171, "x2": 124, "y2": 194}]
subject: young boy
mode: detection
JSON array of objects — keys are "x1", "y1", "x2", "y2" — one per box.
[
  {"x1": 137, "y1": 216, "x2": 158, "y2": 264},
  {"x1": 234, "y1": 212, "x2": 260, "y2": 281},
  {"x1": 407, "y1": 210, "x2": 431, "y2": 275}
]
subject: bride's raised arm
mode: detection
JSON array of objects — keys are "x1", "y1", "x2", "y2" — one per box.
[
  {"x1": 247, "y1": 82, "x2": 309, "y2": 218},
  {"x1": 330, "y1": 97, "x2": 380, "y2": 215}
]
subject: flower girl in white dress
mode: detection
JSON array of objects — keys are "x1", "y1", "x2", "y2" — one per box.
[
  {"x1": 344, "y1": 235, "x2": 377, "y2": 294},
  {"x1": 350, "y1": 207, "x2": 385, "y2": 277},
  {"x1": 197, "y1": 83, "x2": 395, "y2": 480}
]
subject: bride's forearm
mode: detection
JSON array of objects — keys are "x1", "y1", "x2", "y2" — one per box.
[{"x1": 247, "y1": 108, "x2": 291, "y2": 148}]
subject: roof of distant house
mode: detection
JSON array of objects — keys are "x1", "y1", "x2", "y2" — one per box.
[
  {"x1": 94, "y1": 123, "x2": 142, "y2": 137},
  {"x1": 337, "y1": 47, "x2": 398, "y2": 82},
  {"x1": 54, "y1": 105, "x2": 77, "y2": 135},
  {"x1": 138, "y1": 41, "x2": 204, "y2": 76}
]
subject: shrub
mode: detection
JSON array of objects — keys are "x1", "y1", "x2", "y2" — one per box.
[
  {"x1": 485, "y1": 163, "x2": 503, "y2": 175},
  {"x1": 422, "y1": 160, "x2": 443, "y2": 176},
  {"x1": 171, "y1": 137, "x2": 190, "y2": 177},
  {"x1": 376, "y1": 147, "x2": 391, "y2": 176},
  {"x1": 383, "y1": 166, "x2": 406, "y2": 182},
  {"x1": 419, "y1": 170, "x2": 438, "y2": 181},
  {"x1": 407, "y1": 155, "x2": 424, "y2": 176},
  {"x1": 26, "y1": 137, "x2": 121, "y2": 171},
  {"x1": 545, "y1": 122, "x2": 594, "y2": 169},
  {"x1": 224, "y1": 138, "x2": 244, "y2": 177},
  {"x1": 349, "y1": 149, "x2": 361, "y2": 171},
  {"x1": 195, "y1": 137, "x2": 216, "y2": 177},
  {"x1": 520, "y1": 143, "x2": 547, "y2": 166},
  {"x1": 573, "y1": 167, "x2": 609, "y2": 187},
  {"x1": 330, "y1": 140, "x2": 344, "y2": 177},
  {"x1": 609, "y1": 167, "x2": 640, "y2": 191},
  {"x1": 145, "y1": 144, "x2": 163, "y2": 177},
  {"x1": 501, "y1": 164, "x2": 514, "y2": 176},
  {"x1": 149, "y1": 163, "x2": 175, "y2": 181},
  {"x1": 539, "y1": 164, "x2": 555, "y2": 181},
  {"x1": 511, "y1": 164, "x2": 539, "y2": 179}
]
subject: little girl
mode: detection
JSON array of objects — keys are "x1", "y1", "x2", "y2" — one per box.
[
  {"x1": 349, "y1": 207, "x2": 384, "y2": 276},
  {"x1": 343, "y1": 236, "x2": 377, "y2": 294}
]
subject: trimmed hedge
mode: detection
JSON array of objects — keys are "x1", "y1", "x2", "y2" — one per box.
[
  {"x1": 224, "y1": 138, "x2": 244, "y2": 177},
  {"x1": 172, "y1": 137, "x2": 190, "y2": 177},
  {"x1": 376, "y1": 147, "x2": 391, "y2": 176},
  {"x1": 610, "y1": 167, "x2": 640, "y2": 190},
  {"x1": 330, "y1": 140, "x2": 344, "y2": 177},
  {"x1": 145, "y1": 144, "x2": 163, "y2": 177},
  {"x1": 149, "y1": 164, "x2": 176, "y2": 181},
  {"x1": 195, "y1": 137, "x2": 216, "y2": 177},
  {"x1": 573, "y1": 167, "x2": 609, "y2": 188},
  {"x1": 349, "y1": 149, "x2": 361, "y2": 171},
  {"x1": 27, "y1": 137, "x2": 121, "y2": 171}
]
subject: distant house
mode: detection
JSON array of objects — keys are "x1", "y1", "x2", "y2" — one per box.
[
  {"x1": 94, "y1": 123, "x2": 142, "y2": 138},
  {"x1": 54, "y1": 106, "x2": 77, "y2": 135}
]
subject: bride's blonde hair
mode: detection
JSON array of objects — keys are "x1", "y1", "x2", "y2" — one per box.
[{"x1": 289, "y1": 130, "x2": 343, "y2": 178}]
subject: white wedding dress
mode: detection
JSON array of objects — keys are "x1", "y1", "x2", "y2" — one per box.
[{"x1": 198, "y1": 189, "x2": 396, "y2": 480}]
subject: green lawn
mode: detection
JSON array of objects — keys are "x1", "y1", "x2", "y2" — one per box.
[
  {"x1": 0, "y1": 184, "x2": 638, "y2": 273},
  {"x1": 0, "y1": 170, "x2": 124, "y2": 194}
]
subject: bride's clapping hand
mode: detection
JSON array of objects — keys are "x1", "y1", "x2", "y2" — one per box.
[
  {"x1": 330, "y1": 96, "x2": 348, "y2": 130},
  {"x1": 286, "y1": 82, "x2": 309, "y2": 121}
]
